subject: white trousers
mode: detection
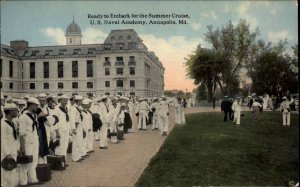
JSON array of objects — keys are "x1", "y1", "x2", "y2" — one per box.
[
  {"x1": 94, "y1": 130, "x2": 100, "y2": 140},
  {"x1": 110, "y1": 121, "x2": 118, "y2": 143},
  {"x1": 159, "y1": 113, "x2": 169, "y2": 133},
  {"x1": 282, "y1": 112, "x2": 291, "y2": 126},
  {"x1": 87, "y1": 130, "x2": 94, "y2": 151},
  {"x1": 152, "y1": 115, "x2": 159, "y2": 129},
  {"x1": 233, "y1": 111, "x2": 241, "y2": 125},
  {"x1": 1, "y1": 155, "x2": 18, "y2": 187},
  {"x1": 55, "y1": 130, "x2": 69, "y2": 158},
  {"x1": 72, "y1": 126, "x2": 83, "y2": 161},
  {"x1": 20, "y1": 141, "x2": 39, "y2": 185},
  {"x1": 138, "y1": 111, "x2": 147, "y2": 129},
  {"x1": 99, "y1": 123, "x2": 108, "y2": 147}
]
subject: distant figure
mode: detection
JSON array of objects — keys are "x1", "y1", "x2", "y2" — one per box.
[
  {"x1": 280, "y1": 96, "x2": 291, "y2": 126},
  {"x1": 232, "y1": 97, "x2": 242, "y2": 125},
  {"x1": 175, "y1": 98, "x2": 186, "y2": 125},
  {"x1": 252, "y1": 98, "x2": 262, "y2": 121},
  {"x1": 183, "y1": 99, "x2": 187, "y2": 108},
  {"x1": 248, "y1": 96, "x2": 253, "y2": 110},
  {"x1": 212, "y1": 96, "x2": 216, "y2": 109},
  {"x1": 221, "y1": 96, "x2": 230, "y2": 122},
  {"x1": 228, "y1": 98, "x2": 234, "y2": 121}
]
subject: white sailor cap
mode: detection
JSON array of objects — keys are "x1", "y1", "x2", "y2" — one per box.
[
  {"x1": 3, "y1": 103, "x2": 18, "y2": 110},
  {"x1": 82, "y1": 99, "x2": 90, "y2": 105},
  {"x1": 87, "y1": 98, "x2": 92, "y2": 103},
  {"x1": 101, "y1": 95, "x2": 108, "y2": 100},
  {"x1": 24, "y1": 95, "x2": 30, "y2": 99},
  {"x1": 18, "y1": 99, "x2": 27, "y2": 105},
  {"x1": 282, "y1": 96, "x2": 287, "y2": 100},
  {"x1": 74, "y1": 95, "x2": 83, "y2": 100},
  {"x1": 95, "y1": 96, "x2": 102, "y2": 102},
  {"x1": 59, "y1": 94, "x2": 69, "y2": 100},
  {"x1": 27, "y1": 97, "x2": 40, "y2": 105},
  {"x1": 38, "y1": 93, "x2": 47, "y2": 98},
  {"x1": 111, "y1": 96, "x2": 119, "y2": 100}
]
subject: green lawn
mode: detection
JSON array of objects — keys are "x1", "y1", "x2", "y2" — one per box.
[{"x1": 136, "y1": 111, "x2": 299, "y2": 186}]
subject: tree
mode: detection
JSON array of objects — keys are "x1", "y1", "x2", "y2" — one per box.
[
  {"x1": 185, "y1": 45, "x2": 230, "y2": 102},
  {"x1": 250, "y1": 46, "x2": 298, "y2": 97},
  {"x1": 204, "y1": 19, "x2": 259, "y2": 96},
  {"x1": 196, "y1": 83, "x2": 207, "y2": 102}
]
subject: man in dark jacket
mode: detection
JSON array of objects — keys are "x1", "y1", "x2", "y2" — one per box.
[{"x1": 221, "y1": 96, "x2": 230, "y2": 122}]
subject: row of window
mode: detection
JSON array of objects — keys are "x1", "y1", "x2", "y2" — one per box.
[
  {"x1": 3, "y1": 80, "x2": 136, "y2": 90},
  {"x1": 2, "y1": 57, "x2": 137, "y2": 79}
]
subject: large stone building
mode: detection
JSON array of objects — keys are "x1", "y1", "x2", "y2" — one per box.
[{"x1": 0, "y1": 20, "x2": 165, "y2": 97}]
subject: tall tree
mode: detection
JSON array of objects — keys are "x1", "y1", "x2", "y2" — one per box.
[
  {"x1": 185, "y1": 45, "x2": 230, "y2": 102},
  {"x1": 204, "y1": 19, "x2": 259, "y2": 95}
]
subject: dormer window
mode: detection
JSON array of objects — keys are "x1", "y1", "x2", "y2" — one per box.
[
  {"x1": 127, "y1": 35, "x2": 131, "y2": 41},
  {"x1": 119, "y1": 36, "x2": 123, "y2": 41},
  {"x1": 73, "y1": 49, "x2": 81, "y2": 55},
  {"x1": 31, "y1": 50, "x2": 39, "y2": 56},
  {"x1": 88, "y1": 48, "x2": 95, "y2": 54},
  {"x1": 116, "y1": 43, "x2": 124, "y2": 50},
  {"x1": 104, "y1": 44, "x2": 111, "y2": 50},
  {"x1": 59, "y1": 49, "x2": 67, "y2": 55},
  {"x1": 111, "y1": 36, "x2": 115, "y2": 41},
  {"x1": 45, "y1": 50, "x2": 53, "y2": 56}
]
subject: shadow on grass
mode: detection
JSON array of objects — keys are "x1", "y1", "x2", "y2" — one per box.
[{"x1": 136, "y1": 111, "x2": 299, "y2": 186}]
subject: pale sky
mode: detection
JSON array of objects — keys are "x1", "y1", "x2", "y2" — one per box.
[{"x1": 1, "y1": 1, "x2": 298, "y2": 92}]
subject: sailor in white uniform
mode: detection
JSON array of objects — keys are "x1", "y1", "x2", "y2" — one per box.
[
  {"x1": 98, "y1": 95, "x2": 109, "y2": 149},
  {"x1": 158, "y1": 96, "x2": 169, "y2": 136},
  {"x1": 1, "y1": 103, "x2": 20, "y2": 187},
  {"x1": 19, "y1": 97, "x2": 43, "y2": 185}
]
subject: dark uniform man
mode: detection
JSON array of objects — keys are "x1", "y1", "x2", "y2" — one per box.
[{"x1": 221, "y1": 96, "x2": 231, "y2": 122}]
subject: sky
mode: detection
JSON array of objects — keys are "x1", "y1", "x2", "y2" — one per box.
[{"x1": 1, "y1": 1, "x2": 298, "y2": 92}]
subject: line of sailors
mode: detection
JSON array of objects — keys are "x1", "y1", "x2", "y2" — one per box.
[{"x1": 1, "y1": 93, "x2": 186, "y2": 187}]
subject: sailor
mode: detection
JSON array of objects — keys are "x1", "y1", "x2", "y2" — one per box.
[
  {"x1": 107, "y1": 96, "x2": 120, "y2": 143},
  {"x1": 121, "y1": 97, "x2": 134, "y2": 133},
  {"x1": 116, "y1": 103, "x2": 126, "y2": 140},
  {"x1": 84, "y1": 99, "x2": 95, "y2": 153},
  {"x1": 55, "y1": 94, "x2": 71, "y2": 159},
  {"x1": 69, "y1": 95, "x2": 84, "y2": 162},
  {"x1": 232, "y1": 97, "x2": 242, "y2": 126},
  {"x1": 174, "y1": 97, "x2": 186, "y2": 125},
  {"x1": 98, "y1": 95, "x2": 109, "y2": 149},
  {"x1": 1, "y1": 94, "x2": 6, "y2": 119},
  {"x1": 1, "y1": 103, "x2": 20, "y2": 187},
  {"x1": 19, "y1": 97, "x2": 43, "y2": 186},
  {"x1": 150, "y1": 97, "x2": 160, "y2": 129},
  {"x1": 138, "y1": 97, "x2": 149, "y2": 130},
  {"x1": 81, "y1": 98, "x2": 93, "y2": 155},
  {"x1": 280, "y1": 96, "x2": 291, "y2": 126},
  {"x1": 36, "y1": 93, "x2": 51, "y2": 164},
  {"x1": 91, "y1": 96, "x2": 102, "y2": 141},
  {"x1": 158, "y1": 96, "x2": 169, "y2": 136}
]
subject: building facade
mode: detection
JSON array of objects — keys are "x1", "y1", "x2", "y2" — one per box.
[{"x1": 0, "y1": 21, "x2": 165, "y2": 97}]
